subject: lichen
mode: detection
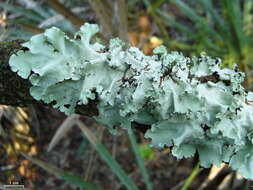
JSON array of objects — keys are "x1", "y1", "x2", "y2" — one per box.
[{"x1": 9, "y1": 23, "x2": 253, "y2": 179}]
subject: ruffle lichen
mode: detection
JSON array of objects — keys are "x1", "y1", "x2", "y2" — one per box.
[{"x1": 9, "y1": 23, "x2": 253, "y2": 179}]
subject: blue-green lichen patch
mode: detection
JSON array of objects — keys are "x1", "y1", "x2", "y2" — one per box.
[{"x1": 9, "y1": 23, "x2": 253, "y2": 179}]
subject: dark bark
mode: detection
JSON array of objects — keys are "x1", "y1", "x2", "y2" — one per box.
[
  {"x1": 0, "y1": 40, "x2": 34, "y2": 106},
  {"x1": 0, "y1": 40, "x2": 98, "y2": 117}
]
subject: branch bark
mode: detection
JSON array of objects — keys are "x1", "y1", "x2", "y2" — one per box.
[
  {"x1": 0, "y1": 41, "x2": 150, "y2": 133},
  {"x1": 0, "y1": 40, "x2": 98, "y2": 117},
  {"x1": 0, "y1": 40, "x2": 33, "y2": 106}
]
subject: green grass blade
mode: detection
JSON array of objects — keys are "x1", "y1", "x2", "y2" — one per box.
[
  {"x1": 200, "y1": 0, "x2": 226, "y2": 32},
  {"x1": 180, "y1": 162, "x2": 200, "y2": 190},
  {"x1": 151, "y1": 0, "x2": 166, "y2": 10},
  {"x1": 202, "y1": 37, "x2": 224, "y2": 53},
  {"x1": 157, "y1": 10, "x2": 193, "y2": 35},
  {"x1": 222, "y1": 0, "x2": 246, "y2": 53},
  {"x1": 171, "y1": 0, "x2": 203, "y2": 23},
  {"x1": 95, "y1": 144, "x2": 140, "y2": 190},
  {"x1": 142, "y1": 0, "x2": 151, "y2": 9},
  {"x1": 78, "y1": 121, "x2": 140, "y2": 190},
  {"x1": 0, "y1": 3, "x2": 43, "y2": 22},
  {"x1": 156, "y1": 10, "x2": 220, "y2": 51},
  {"x1": 21, "y1": 153, "x2": 102, "y2": 190},
  {"x1": 243, "y1": 0, "x2": 253, "y2": 35},
  {"x1": 32, "y1": 4, "x2": 53, "y2": 19},
  {"x1": 60, "y1": 172, "x2": 102, "y2": 190},
  {"x1": 127, "y1": 127, "x2": 153, "y2": 190},
  {"x1": 171, "y1": 0, "x2": 222, "y2": 41}
]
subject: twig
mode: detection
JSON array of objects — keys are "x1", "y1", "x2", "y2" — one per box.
[
  {"x1": 39, "y1": 7, "x2": 86, "y2": 28},
  {"x1": 88, "y1": 0, "x2": 113, "y2": 37},
  {"x1": 84, "y1": 124, "x2": 104, "y2": 181},
  {"x1": 117, "y1": 0, "x2": 129, "y2": 43},
  {"x1": 46, "y1": 0, "x2": 84, "y2": 27},
  {"x1": 47, "y1": 114, "x2": 79, "y2": 152},
  {"x1": 20, "y1": 23, "x2": 44, "y2": 34}
]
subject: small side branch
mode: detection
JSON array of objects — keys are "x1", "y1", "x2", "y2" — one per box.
[{"x1": 46, "y1": 0, "x2": 85, "y2": 28}]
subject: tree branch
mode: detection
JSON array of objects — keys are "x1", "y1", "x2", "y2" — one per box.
[
  {"x1": 0, "y1": 40, "x2": 98, "y2": 117},
  {"x1": 46, "y1": 0, "x2": 85, "y2": 28}
]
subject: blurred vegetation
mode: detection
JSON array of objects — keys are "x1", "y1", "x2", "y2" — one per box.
[
  {"x1": 155, "y1": 0, "x2": 253, "y2": 88},
  {"x1": 1, "y1": 0, "x2": 253, "y2": 189}
]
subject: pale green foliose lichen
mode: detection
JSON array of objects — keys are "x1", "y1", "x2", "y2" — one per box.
[{"x1": 9, "y1": 23, "x2": 253, "y2": 179}]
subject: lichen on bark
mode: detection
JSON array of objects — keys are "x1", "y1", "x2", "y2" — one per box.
[
  {"x1": 4, "y1": 23, "x2": 253, "y2": 179},
  {"x1": 0, "y1": 40, "x2": 98, "y2": 116}
]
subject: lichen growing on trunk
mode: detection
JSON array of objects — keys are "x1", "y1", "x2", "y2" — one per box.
[{"x1": 8, "y1": 23, "x2": 253, "y2": 179}]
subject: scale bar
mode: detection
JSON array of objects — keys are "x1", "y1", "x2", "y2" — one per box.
[{"x1": 3, "y1": 185, "x2": 24, "y2": 189}]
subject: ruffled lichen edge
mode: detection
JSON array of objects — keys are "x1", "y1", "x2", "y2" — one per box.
[{"x1": 9, "y1": 23, "x2": 253, "y2": 179}]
